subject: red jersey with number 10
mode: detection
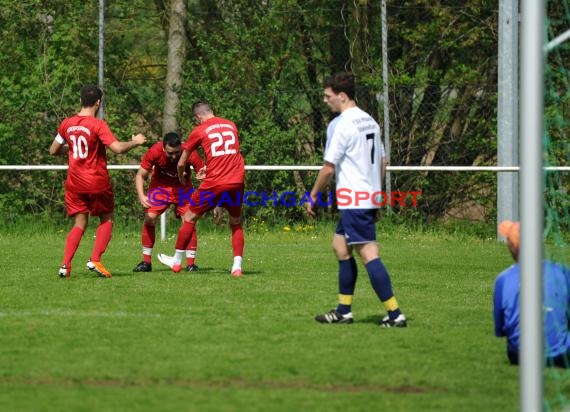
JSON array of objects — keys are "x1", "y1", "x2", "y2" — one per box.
[
  {"x1": 56, "y1": 115, "x2": 118, "y2": 193},
  {"x1": 183, "y1": 116, "x2": 245, "y2": 186}
]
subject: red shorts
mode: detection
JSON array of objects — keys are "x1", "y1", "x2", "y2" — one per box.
[
  {"x1": 183, "y1": 183, "x2": 244, "y2": 217},
  {"x1": 65, "y1": 188, "x2": 114, "y2": 217},
  {"x1": 146, "y1": 185, "x2": 191, "y2": 217}
]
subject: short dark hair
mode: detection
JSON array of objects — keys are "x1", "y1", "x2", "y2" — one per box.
[
  {"x1": 163, "y1": 132, "x2": 182, "y2": 148},
  {"x1": 323, "y1": 72, "x2": 355, "y2": 100},
  {"x1": 80, "y1": 85, "x2": 103, "y2": 108},
  {"x1": 192, "y1": 100, "x2": 213, "y2": 116}
]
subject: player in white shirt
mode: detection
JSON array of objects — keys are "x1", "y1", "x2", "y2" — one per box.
[
  {"x1": 325, "y1": 105, "x2": 385, "y2": 210},
  {"x1": 306, "y1": 72, "x2": 406, "y2": 327}
]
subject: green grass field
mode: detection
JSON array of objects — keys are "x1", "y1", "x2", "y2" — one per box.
[{"x1": 0, "y1": 223, "x2": 565, "y2": 411}]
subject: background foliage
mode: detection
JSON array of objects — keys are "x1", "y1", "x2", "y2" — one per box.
[{"x1": 0, "y1": 1, "x2": 566, "y2": 227}]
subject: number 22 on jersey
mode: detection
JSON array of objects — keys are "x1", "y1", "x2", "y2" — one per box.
[{"x1": 209, "y1": 131, "x2": 237, "y2": 157}]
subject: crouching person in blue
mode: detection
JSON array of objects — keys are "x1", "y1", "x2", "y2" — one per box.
[{"x1": 494, "y1": 220, "x2": 570, "y2": 367}]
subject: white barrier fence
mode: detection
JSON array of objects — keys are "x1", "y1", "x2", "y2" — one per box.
[
  {"x1": 2, "y1": 165, "x2": 570, "y2": 171},
  {"x1": 2, "y1": 164, "x2": 568, "y2": 240}
]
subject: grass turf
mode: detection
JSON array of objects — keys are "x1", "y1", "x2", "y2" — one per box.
[{"x1": 0, "y1": 224, "x2": 556, "y2": 411}]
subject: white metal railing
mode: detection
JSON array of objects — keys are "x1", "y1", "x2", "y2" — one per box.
[
  {"x1": 1, "y1": 164, "x2": 568, "y2": 242},
  {"x1": 1, "y1": 165, "x2": 569, "y2": 171}
]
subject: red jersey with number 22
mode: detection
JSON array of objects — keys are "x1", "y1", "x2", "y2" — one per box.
[
  {"x1": 56, "y1": 115, "x2": 118, "y2": 193},
  {"x1": 183, "y1": 116, "x2": 245, "y2": 187}
]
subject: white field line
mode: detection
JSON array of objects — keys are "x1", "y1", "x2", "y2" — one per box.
[{"x1": 0, "y1": 309, "x2": 188, "y2": 319}]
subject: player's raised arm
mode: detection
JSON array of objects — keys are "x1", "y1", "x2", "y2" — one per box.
[{"x1": 108, "y1": 133, "x2": 147, "y2": 154}]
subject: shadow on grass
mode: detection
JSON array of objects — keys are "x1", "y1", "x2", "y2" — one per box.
[
  {"x1": 359, "y1": 314, "x2": 413, "y2": 326},
  {"x1": 359, "y1": 315, "x2": 383, "y2": 325},
  {"x1": 142, "y1": 266, "x2": 265, "y2": 277}
]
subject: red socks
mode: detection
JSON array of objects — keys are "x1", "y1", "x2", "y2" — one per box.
[
  {"x1": 142, "y1": 223, "x2": 155, "y2": 249},
  {"x1": 142, "y1": 223, "x2": 155, "y2": 263},
  {"x1": 230, "y1": 223, "x2": 244, "y2": 257},
  {"x1": 186, "y1": 230, "x2": 198, "y2": 265},
  {"x1": 91, "y1": 221, "x2": 113, "y2": 262},
  {"x1": 176, "y1": 221, "x2": 195, "y2": 250},
  {"x1": 63, "y1": 226, "x2": 84, "y2": 267}
]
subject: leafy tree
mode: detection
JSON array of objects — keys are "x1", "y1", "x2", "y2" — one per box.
[{"x1": 4, "y1": 0, "x2": 559, "y2": 227}]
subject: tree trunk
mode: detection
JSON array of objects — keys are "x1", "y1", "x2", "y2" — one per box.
[{"x1": 162, "y1": 0, "x2": 187, "y2": 136}]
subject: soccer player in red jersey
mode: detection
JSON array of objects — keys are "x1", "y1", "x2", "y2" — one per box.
[
  {"x1": 158, "y1": 100, "x2": 246, "y2": 276},
  {"x1": 132, "y1": 132, "x2": 205, "y2": 273},
  {"x1": 49, "y1": 85, "x2": 147, "y2": 278}
]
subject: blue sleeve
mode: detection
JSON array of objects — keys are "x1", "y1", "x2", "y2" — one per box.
[
  {"x1": 493, "y1": 276, "x2": 505, "y2": 337},
  {"x1": 566, "y1": 266, "x2": 570, "y2": 302},
  {"x1": 565, "y1": 266, "x2": 570, "y2": 325}
]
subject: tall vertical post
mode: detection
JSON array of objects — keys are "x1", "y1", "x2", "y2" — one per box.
[
  {"x1": 497, "y1": 0, "x2": 519, "y2": 232},
  {"x1": 97, "y1": 0, "x2": 105, "y2": 119},
  {"x1": 519, "y1": 0, "x2": 544, "y2": 410},
  {"x1": 381, "y1": 0, "x2": 391, "y2": 208}
]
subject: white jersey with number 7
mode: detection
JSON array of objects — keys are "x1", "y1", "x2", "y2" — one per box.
[{"x1": 324, "y1": 106, "x2": 385, "y2": 209}]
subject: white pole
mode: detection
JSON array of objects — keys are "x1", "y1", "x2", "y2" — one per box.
[
  {"x1": 497, "y1": 0, "x2": 519, "y2": 235},
  {"x1": 544, "y1": 28, "x2": 570, "y2": 53},
  {"x1": 381, "y1": 0, "x2": 391, "y2": 211},
  {"x1": 160, "y1": 211, "x2": 167, "y2": 241},
  {"x1": 97, "y1": 0, "x2": 105, "y2": 119},
  {"x1": 519, "y1": 0, "x2": 544, "y2": 410}
]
